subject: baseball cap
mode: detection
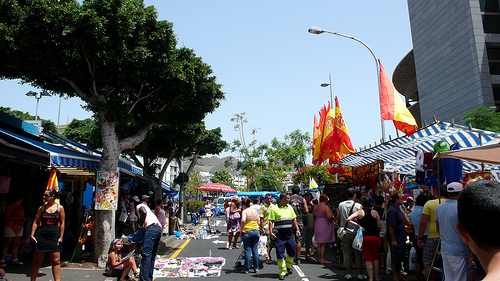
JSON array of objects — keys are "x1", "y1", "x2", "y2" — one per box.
[
  {"x1": 447, "y1": 182, "x2": 463, "y2": 193},
  {"x1": 142, "y1": 195, "x2": 150, "y2": 200},
  {"x1": 407, "y1": 197, "x2": 414, "y2": 202}
]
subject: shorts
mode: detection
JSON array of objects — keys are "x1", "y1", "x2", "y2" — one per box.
[
  {"x1": 294, "y1": 222, "x2": 303, "y2": 244},
  {"x1": 414, "y1": 236, "x2": 426, "y2": 264},
  {"x1": 266, "y1": 233, "x2": 276, "y2": 249},
  {"x1": 108, "y1": 264, "x2": 123, "y2": 277},
  {"x1": 129, "y1": 214, "x2": 138, "y2": 222},
  {"x1": 4, "y1": 226, "x2": 23, "y2": 238},
  {"x1": 390, "y1": 242, "x2": 405, "y2": 264},
  {"x1": 303, "y1": 225, "x2": 314, "y2": 246},
  {"x1": 362, "y1": 236, "x2": 381, "y2": 262},
  {"x1": 423, "y1": 237, "x2": 440, "y2": 267}
]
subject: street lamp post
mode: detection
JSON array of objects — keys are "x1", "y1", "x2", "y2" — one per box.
[
  {"x1": 320, "y1": 73, "x2": 333, "y2": 106},
  {"x1": 26, "y1": 90, "x2": 50, "y2": 121},
  {"x1": 308, "y1": 26, "x2": 386, "y2": 142}
]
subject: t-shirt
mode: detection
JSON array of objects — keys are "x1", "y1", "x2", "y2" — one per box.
[
  {"x1": 259, "y1": 203, "x2": 275, "y2": 231},
  {"x1": 409, "y1": 205, "x2": 428, "y2": 237},
  {"x1": 338, "y1": 200, "x2": 361, "y2": 234},
  {"x1": 289, "y1": 194, "x2": 305, "y2": 224},
  {"x1": 435, "y1": 200, "x2": 468, "y2": 258},
  {"x1": 386, "y1": 205, "x2": 406, "y2": 244},
  {"x1": 136, "y1": 202, "x2": 161, "y2": 229},
  {"x1": 422, "y1": 199, "x2": 446, "y2": 238},
  {"x1": 269, "y1": 204, "x2": 296, "y2": 239}
]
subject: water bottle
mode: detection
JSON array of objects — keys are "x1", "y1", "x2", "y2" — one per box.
[{"x1": 209, "y1": 250, "x2": 212, "y2": 257}]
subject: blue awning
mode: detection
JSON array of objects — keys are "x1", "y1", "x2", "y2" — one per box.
[
  {"x1": 0, "y1": 128, "x2": 142, "y2": 175},
  {"x1": 340, "y1": 122, "x2": 500, "y2": 174}
]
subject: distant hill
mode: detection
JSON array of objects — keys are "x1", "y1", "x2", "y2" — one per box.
[{"x1": 184, "y1": 155, "x2": 238, "y2": 175}]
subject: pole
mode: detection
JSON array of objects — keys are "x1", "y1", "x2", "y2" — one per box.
[
  {"x1": 312, "y1": 28, "x2": 386, "y2": 142},
  {"x1": 328, "y1": 73, "x2": 333, "y2": 106},
  {"x1": 57, "y1": 96, "x2": 62, "y2": 131},
  {"x1": 35, "y1": 98, "x2": 40, "y2": 121}
]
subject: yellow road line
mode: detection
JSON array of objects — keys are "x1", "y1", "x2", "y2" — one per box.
[
  {"x1": 169, "y1": 239, "x2": 191, "y2": 259},
  {"x1": 162, "y1": 241, "x2": 181, "y2": 257}
]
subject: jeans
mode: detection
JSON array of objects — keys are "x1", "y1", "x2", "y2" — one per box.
[
  {"x1": 139, "y1": 225, "x2": 162, "y2": 281},
  {"x1": 242, "y1": 229, "x2": 260, "y2": 272}
]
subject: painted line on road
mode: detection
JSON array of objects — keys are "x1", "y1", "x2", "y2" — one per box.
[
  {"x1": 169, "y1": 239, "x2": 191, "y2": 259},
  {"x1": 162, "y1": 241, "x2": 181, "y2": 257},
  {"x1": 293, "y1": 264, "x2": 306, "y2": 277}
]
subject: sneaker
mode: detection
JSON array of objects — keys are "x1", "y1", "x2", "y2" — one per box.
[
  {"x1": 357, "y1": 274, "x2": 367, "y2": 280},
  {"x1": 253, "y1": 269, "x2": 259, "y2": 273},
  {"x1": 401, "y1": 270, "x2": 408, "y2": 276},
  {"x1": 244, "y1": 270, "x2": 249, "y2": 274},
  {"x1": 286, "y1": 267, "x2": 292, "y2": 276},
  {"x1": 295, "y1": 259, "x2": 301, "y2": 266},
  {"x1": 345, "y1": 274, "x2": 353, "y2": 280},
  {"x1": 279, "y1": 275, "x2": 285, "y2": 280}
]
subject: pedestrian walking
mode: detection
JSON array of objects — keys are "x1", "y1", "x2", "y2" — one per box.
[
  {"x1": 136, "y1": 197, "x2": 162, "y2": 281},
  {"x1": 269, "y1": 192, "x2": 300, "y2": 280},
  {"x1": 260, "y1": 193, "x2": 276, "y2": 264},
  {"x1": 241, "y1": 198, "x2": 261, "y2": 274}
]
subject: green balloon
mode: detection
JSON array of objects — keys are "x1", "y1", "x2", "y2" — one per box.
[{"x1": 434, "y1": 141, "x2": 450, "y2": 152}]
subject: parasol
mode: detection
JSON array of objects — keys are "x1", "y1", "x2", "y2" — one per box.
[{"x1": 197, "y1": 183, "x2": 237, "y2": 216}]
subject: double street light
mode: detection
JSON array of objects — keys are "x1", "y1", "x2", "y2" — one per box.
[
  {"x1": 26, "y1": 90, "x2": 50, "y2": 121},
  {"x1": 308, "y1": 26, "x2": 385, "y2": 142}
]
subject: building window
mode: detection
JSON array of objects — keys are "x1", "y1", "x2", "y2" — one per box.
[{"x1": 481, "y1": 0, "x2": 500, "y2": 12}]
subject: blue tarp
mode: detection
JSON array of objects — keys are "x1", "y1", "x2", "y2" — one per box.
[{"x1": 226, "y1": 191, "x2": 281, "y2": 198}]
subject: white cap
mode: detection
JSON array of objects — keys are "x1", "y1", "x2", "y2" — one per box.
[
  {"x1": 447, "y1": 182, "x2": 463, "y2": 193},
  {"x1": 142, "y1": 195, "x2": 150, "y2": 200},
  {"x1": 131, "y1": 196, "x2": 139, "y2": 202}
]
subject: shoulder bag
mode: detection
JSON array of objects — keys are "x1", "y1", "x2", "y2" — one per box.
[{"x1": 337, "y1": 202, "x2": 356, "y2": 239}]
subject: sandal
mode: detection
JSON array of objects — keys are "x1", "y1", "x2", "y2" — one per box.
[
  {"x1": 0, "y1": 260, "x2": 5, "y2": 267},
  {"x1": 265, "y1": 259, "x2": 273, "y2": 264},
  {"x1": 12, "y1": 259, "x2": 23, "y2": 265},
  {"x1": 37, "y1": 272, "x2": 47, "y2": 277},
  {"x1": 233, "y1": 244, "x2": 239, "y2": 249},
  {"x1": 228, "y1": 246, "x2": 232, "y2": 250}
]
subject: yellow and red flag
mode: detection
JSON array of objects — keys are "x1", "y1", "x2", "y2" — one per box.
[
  {"x1": 313, "y1": 103, "x2": 330, "y2": 165},
  {"x1": 332, "y1": 97, "x2": 355, "y2": 163},
  {"x1": 379, "y1": 59, "x2": 418, "y2": 136},
  {"x1": 46, "y1": 167, "x2": 60, "y2": 204},
  {"x1": 320, "y1": 103, "x2": 336, "y2": 162},
  {"x1": 312, "y1": 115, "x2": 321, "y2": 164}
]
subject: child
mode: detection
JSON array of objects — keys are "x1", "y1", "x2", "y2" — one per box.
[{"x1": 106, "y1": 238, "x2": 139, "y2": 281}]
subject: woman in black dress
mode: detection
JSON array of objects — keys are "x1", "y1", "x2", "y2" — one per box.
[{"x1": 30, "y1": 188, "x2": 65, "y2": 281}]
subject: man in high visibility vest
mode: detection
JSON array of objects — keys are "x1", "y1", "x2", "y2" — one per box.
[{"x1": 269, "y1": 192, "x2": 301, "y2": 280}]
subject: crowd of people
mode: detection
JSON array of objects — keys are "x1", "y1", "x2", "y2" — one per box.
[{"x1": 223, "y1": 180, "x2": 500, "y2": 281}]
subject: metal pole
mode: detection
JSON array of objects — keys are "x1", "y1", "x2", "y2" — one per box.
[
  {"x1": 35, "y1": 98, "x2": 40, "y2": 121},
  {"x1": 57, "y1": 96, "x2": 62, "y2": 131},
  {"x1": 312, "y1": 28, "x2": 386, "y2": 142},
  {"x1": 328, "y1": 73, "x2": 333, "y2": 106}
]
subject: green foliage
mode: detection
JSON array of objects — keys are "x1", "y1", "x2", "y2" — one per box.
[
  {"x1": 461, "y1": 107, "x2": 500, "y2": 132},
  {"x1": 0, "y1": 106, "x2": 58, "y2": 134},
  {"x1": 210, "y1": 170, "x2": 234, "y2": 187},
  {"x1": 62, "y1": 118, "x2": 102, "y2": 148},
  {"x1": 293, "y1": 165, "x2": 336, "y2": 186},
  {"x1": 186, "y1": 172, "x2": 206, "y2": 197},
  {"x1": 186, "y1": 200, "x2": 204, "y2": 213}
]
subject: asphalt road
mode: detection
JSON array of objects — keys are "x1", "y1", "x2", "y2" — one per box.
[{"x1": 2, "y1": 215, "x2": 418, "y2": 281}]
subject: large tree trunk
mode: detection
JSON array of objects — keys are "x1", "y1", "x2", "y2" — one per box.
[
  {"x1": 94, "y1": 119, "x2": 120, "y2": 268},
  {"x1": 93, "y1": 118, "x2": 152, "y2": 267}
]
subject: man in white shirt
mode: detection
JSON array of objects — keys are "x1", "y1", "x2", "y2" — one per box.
[{"x1": 137, "y1": 197, "x2": 162, "y2": 281}]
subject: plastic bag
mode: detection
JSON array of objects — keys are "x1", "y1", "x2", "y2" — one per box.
[
  {"x1": 409, "y1": 247, "x2": 417, "y2": 271},
  {"x1": 258, "y1": 235, "x2": 267, "y2": 256},
  {"x1": 352, "y1": 227, "x2": 363, "y2": 251}
]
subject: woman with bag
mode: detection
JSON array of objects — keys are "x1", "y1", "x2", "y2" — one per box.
[
  {"x1": 227, "y1": 195, "x2": 241, "y2": 250},
  {"x1": 313, "y1": 194, "x2": 335, "y2": 264},
  {"x1": 347, "y1": 196, "x2": 382, "y2": 281}
]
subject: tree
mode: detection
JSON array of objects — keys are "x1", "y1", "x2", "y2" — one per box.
[
  {"x1": 461, "y1": 107, "x2": 500, "y2": 132},
  {"x1": 0, "y1": 0, "x2": 224, "y2": 266},
  {"x1": 0, "y1": 107, "x2": 58, "y2": 134},
  {"x1": 62, "y1": 118, "x2": 101, "y2": 148},
  {"x1": 186, "y1": 172, "x2": 206, "y2": 201},
  {"x1": 211, "y1": 170, "x2": 234, "y2": 187}
]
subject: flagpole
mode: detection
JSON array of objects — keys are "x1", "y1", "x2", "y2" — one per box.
[{"x1": 308, "y1": 26, "x2": 386, "y2": 143}]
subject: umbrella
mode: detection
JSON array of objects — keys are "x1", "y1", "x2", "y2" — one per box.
[
  {"x1": 197, "y1": 183, "x2": 237, "y2": 217},
  {"x1": 197, "y1": 183, "x2": 237, "y2": 193}
]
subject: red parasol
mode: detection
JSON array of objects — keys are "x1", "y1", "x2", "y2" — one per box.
[{"x1": 197, "y1": 183, "x2": 237, "y2": 193}]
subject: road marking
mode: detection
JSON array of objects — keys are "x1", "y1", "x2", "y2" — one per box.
[
  {"x1": 169, "y1": 239, "x2": 191, "y2": 259},
  {"x1": 293, "y1": 264, "x2": 306, "y2": 277},
  {"x1": 162, "y1": 241, "x2": 181, "y2": 257}
]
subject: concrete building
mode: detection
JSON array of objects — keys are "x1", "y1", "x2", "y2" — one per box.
[{"x1": 394, "y1": 0, "x2": 500, "y2": 126}]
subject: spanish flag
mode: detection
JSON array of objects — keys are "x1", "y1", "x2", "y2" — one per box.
[
  {"x1": 313, "y1": 103, "x2": 332, "y2": 165},
  {"x1": 320, "y1": 103, "x2": 336, "y2": 163},
  {"x1": 46, "y1": 167, "x2": 60, "y2": 204},
  {"x1": 312, "y1": 115, "x2": 321, "y2": 164},
  {"x1": 379, "y1": 60, "x2": 418, "y2": 135},
  {"x1": 332, "y1": 97, "x2": 355, "y2": 163}
]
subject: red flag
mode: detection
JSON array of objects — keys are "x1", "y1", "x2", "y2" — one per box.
[
  {"x1": 379, "y1": 60, "x2": 418, "y2": 135},
  {"x1": 320, "y1": 103, "x2": 336, "y2": 162},
  {"x1": 46, "y1": 167, "x2": 60, "y2": 204},
  {"x1": 331, "y1": 97, "x2": 355, "y2": 163}
]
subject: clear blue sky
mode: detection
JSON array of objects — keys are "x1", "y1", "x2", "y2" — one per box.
[{"x1": 0, "y1": 1, "x2": 413, "y2": 162}]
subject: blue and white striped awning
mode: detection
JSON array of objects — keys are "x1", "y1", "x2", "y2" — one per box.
[
  {"x1": 340, "y1": 122, "x2": 500, "y2": 175},
  {"x1": 1, "y1": 128, "x2": 142, "y2": 175}
]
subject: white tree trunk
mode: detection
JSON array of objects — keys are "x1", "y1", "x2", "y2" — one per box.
[{"x1": 94, "y1": 119, "x2": 121, "y2": 267}]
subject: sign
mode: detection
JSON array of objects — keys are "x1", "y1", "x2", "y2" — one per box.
[{"x1": 95, "y1": 171, "x2": 119, "y2": 210}]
